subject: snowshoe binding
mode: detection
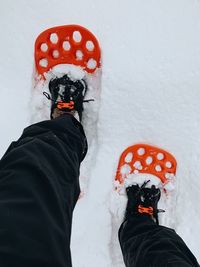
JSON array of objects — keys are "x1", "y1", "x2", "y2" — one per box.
[
  {"x1": 125, "y1": 181, "x2": 164, "y2": 224},
  {"x1": 43, "y1": 74, "x2": 92, "y2": 121}
]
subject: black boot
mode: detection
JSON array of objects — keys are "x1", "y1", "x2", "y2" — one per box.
[
  {"x1": 44, "y1": 74, "x2": 88, "y2": 121},
  {"x1": 125, "y1": 181, "x2": 163, "y2": 224}
]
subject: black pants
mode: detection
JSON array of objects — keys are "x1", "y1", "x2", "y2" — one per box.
[
  {"x1": 0, "y1": 116, "x2": 199, "y2": 267},
  {"x1": 119, "y1": 216, "x2": 199, "y2": 267}
]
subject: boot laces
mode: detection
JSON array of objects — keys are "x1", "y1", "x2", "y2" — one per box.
[
  {"x1": 43, "y1": 91, "x2": 94, "y2": 104},
  {"x1": 44, "y1": 75, "x2": 94, "y2": 111}
]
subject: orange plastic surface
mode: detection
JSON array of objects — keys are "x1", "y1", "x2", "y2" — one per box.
[
  {"x1": 35, "y1": 25, "x2": 101, "y2": 79},
  {"x1": 115, "y1": 144, "x2": 177, "y2": 185}
]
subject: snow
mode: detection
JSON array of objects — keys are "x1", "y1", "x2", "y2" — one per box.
[
  {"x1": 73, "y1": 31, "x2": 82, "y2": 43},
  {"x1": 133, "y1": 160, "x2": 143, "y2": 170},
  {"x1": 124, "y1": 173, "x2": 162, "y2": 189},
  {"x1": 124, "y1": 152, "x2": 133, "y2": 163},
  {"x1": 155, "y1": 164, "x2": 162, "y2": 172},
  {"x1": 86, "y1": 40, "x2": 95, "y2": 52},
  {"x1": 137, "y1": 147, "x2": 145, "y2": 156},
  {"x1": 146, "y1": 156, "x2": 153, "y2": 165},
  {"x1": 50, "y1": 33, "x2": 59, "y2": 44},
  {"x1": 52, "y1": 64, "x2": 86, "y2": 79},
  {"x1": 76, "y1": 50, "x2": 84, "y2": 61},
  {"x1": 39, "y1": 58, "x2": 48, "y2": 67},
  {"x1": 157, "y1": 152, "x2": 164, "y2": 160},
  {"x1": 40, "y1": 43, "x2": 48, "y2": 52},
  {"x1": 1, "y1": 0, "x2": 200, "y2": 265},
  {"x1": 166, "y1": 161, "x2": 172, "y2": 168},
  {"x1": 63, "y1": 41, "x2": 71, "y2": 51},
  {"x1": 87, "y1": 58, "x2": 97, "y2": 69}
]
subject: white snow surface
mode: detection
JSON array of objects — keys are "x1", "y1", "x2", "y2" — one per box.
[{"x1": 1, "y1": 0, "x2": 200, "y2": 265}]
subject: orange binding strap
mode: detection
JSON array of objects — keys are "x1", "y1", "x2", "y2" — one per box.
[
  {"x1": 57, "y1": 101, "x2": 74, "y2": 110},
  {"x1": 138, "y1": 205, "x2": 154, "y2": 215},
  {"x1": 35, "y1": 25, "x2": 101, "y2": 79},
  {"x1": 115, "y1": 144, "x2": 177, "y2": 185}
]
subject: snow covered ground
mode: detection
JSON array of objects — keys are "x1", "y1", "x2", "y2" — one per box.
[{"x1": 1, "y1": 0, "x2": 200, "y2": 265}]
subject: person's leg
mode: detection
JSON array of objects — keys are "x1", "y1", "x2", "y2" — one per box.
[
  {"x1": 119, "y1": 184, "x2": 199, "y2": 267},
  {"x1": 0, "y1": 115, "x2": 87, "y2": 267},
  {"x1": 119, "y1": 216, "x2": 199, "y2": 267}
]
